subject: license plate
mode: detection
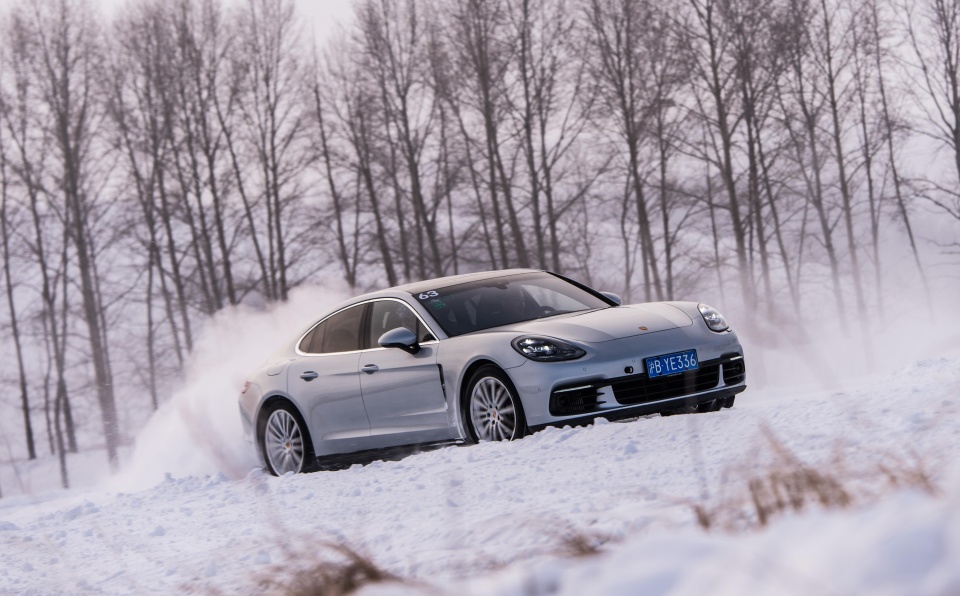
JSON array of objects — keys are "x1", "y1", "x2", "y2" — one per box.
[{"x1": 645, "y1": 350, "x2": 698, "y2": 378}]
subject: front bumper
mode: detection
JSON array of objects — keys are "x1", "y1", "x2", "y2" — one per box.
[
  {"x1": 510, "y1": 326, "x2": 746, "y2": 428},
  {"x1": 528, "y1": 385, "x2": 745, "y2": 431},
  {"x1": 548, "y1": 353, "x2": 744, "y2": 415}
]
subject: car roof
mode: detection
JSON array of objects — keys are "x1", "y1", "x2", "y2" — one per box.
[
  {"x1": 390, "y1": 268, "x2": 542, "y2": 294},
  {"x1": 324, "y1": 269, "x2": 545, "y2": 316}
]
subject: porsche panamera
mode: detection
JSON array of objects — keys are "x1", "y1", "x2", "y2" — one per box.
[{"x1": 238, "y1": 269, "x2": 747, "y2": 475}]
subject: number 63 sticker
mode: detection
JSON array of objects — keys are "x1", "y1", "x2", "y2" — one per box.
[{"x1": 418, "y1": 290, "x2": 439, "y2": 300}]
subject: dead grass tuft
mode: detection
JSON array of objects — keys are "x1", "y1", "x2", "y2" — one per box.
[
  {"x1": 691, "y1": 427, "x2": 940, "y2": 532},
  {"x1": 256, "y1": 541, "x2": 401, "y2": 596},
  {"x1": 554, "y1": 528, "x2": 615, "y2": 558},
  {"x1": 747, "y1": 464, "x2": 851, "y2": 527},
  {"x1": 875, "y1": 448, "x2": 939, "y2": 496}
]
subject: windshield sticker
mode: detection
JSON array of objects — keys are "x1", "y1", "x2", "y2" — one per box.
[
  {"x1": 429, "y1": 299, "x2": 447, "y2": 310},
  {"x1": 417, "y1": 290, "x2": 439, "y2": 300}
]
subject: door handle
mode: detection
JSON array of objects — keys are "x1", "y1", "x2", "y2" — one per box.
[
  {"x1": 361, "y1": 364, "x2": 379, "y2": 374},
  {"x1": 300, "y1": 371, "x2": 319, "y2": 381}
]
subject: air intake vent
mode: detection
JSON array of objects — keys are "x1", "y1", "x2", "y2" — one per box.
[
  {"x1": 722, "y1": 356, "x2": 746, "y2": 385},
  {"x1": 549, "y1": 385, "x2": 606, "y2": 416}
]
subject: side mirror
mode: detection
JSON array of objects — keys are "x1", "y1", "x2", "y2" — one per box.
[
  {"x1": 600, "y1": 291, "x2": 622, "y2": 306},
  {"x1": 378, "y1": 327, "x2": 420, "y2": 355}
]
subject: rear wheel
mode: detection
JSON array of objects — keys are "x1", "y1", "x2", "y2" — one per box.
[
  {"x1": 259, "y1": 401, "x2": 316, "y2": 475},
  {"x1": 465, "y1": 366, "x2": 527, "y2": 442}
]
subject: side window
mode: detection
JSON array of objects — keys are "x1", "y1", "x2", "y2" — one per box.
[
  {"x1": 321, "y1": 305, "x2": 366, "y2": 353},
  {"x1": 298, "y1": 320, "x2": 327, "y2": 354},
  {"x1": 368, "y1": 300, "x2": 432, "y2": 346}
]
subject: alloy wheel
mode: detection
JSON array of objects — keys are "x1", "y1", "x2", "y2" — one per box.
[
  {"x1": 264, "y1": 409, "x2": 305, "y2": 474},
  {"x1": 470, "y1": 377, "x2": 518, "y2": 441}
]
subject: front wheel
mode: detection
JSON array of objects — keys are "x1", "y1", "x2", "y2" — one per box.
[
  {"x1": 465, "y1": 366, "x2": 527, "y2": 442},
  {"x1": 259, "y1": 401, "x2": 316, "y2": 475}
]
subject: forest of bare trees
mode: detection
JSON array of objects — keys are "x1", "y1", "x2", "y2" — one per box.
[{"x1": 1, "y1": 0, "x2": 958, "y2": 490}]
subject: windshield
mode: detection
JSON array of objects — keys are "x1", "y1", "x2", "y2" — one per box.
[{"x1": 412, "y1": 272, "x2": 610, "y2": 336}]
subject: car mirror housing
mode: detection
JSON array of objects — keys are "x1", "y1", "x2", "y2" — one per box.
[
  {"x1": 600, "y1": 291, "x2": 622, "y2": 306},
  {"x1": 378, "y1": 327, "x2": 420, "y2": 354}
]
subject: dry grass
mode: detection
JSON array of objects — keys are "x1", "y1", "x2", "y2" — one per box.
[
  {"x1": 875, "y1": 448, "x2": 939, "y2": 496},
  {"x1": 553, "y1": 527, "x2": 616, "y2": 558},
  {"x1": 255, "y1": 541, "x2": 401, "y2": 596},
  {"x1": 692, "y1": 427, "x2": 940, "y2": 532}
]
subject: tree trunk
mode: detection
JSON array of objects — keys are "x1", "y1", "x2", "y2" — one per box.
[{"x1": 0, "y1": 137, "x2": 36, "y2": 459}]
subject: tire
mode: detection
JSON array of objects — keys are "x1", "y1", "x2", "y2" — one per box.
[
  {"x1": 258, "y1": 401, "x2": 317, "y2": 475},
  {"x1": 464, "y1": 365, "x2": 527, "y2": 443},
  {"x1": 721, "y1": 396, "x2": 736, "y2": 409}
]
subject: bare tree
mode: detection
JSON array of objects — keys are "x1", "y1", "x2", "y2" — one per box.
[
  {"x1": 866, "y1": 0, "x2": 929, "y2": 301},
  {"x1": 29, "y1": 0, "x2": 121, "y2": 468},
  {"x1": 308, "y1": 47, "x2": 361, "y2": 289},
  {"x1": 108, "y1": 1, "x2": 191, "y2": 409},
  {"x1": 721, "y1": 0, "x2": 798, "y2": 315},
  {"x1": 509, "y1": 0, "x2": 597, "y2": 273},
  {"x1": 0, "y1": 91, "x2": 37, "y2": 460},
  {"x1": 0, "y1": 16, "x2": 78, "y2": 462},
  {"x1": 168, "y1": 0, "x2": 239, "y2": 311},
  {"x1": 325, "y1": 37, "x2": 399, "y2": 286},
  {"x1": 448, "y1": 0, "x2": 530, "y2": 269},
  {"x1": 584, "y1": 0, "x2": 668, "y2": 301},
  {"x1": 683, "y1": 0, "x2": 755, "y2": 309},
  {"x1": 428, "y1": 18, "x2": 500, "y2": 269},
  {"x1": 817, "y1": 0, "x2": 870, "y2": 324},
  {"x1": 357, "y1": 0, "x2": 444, "y2": 279},
  {"x1": 776, "y1": 0, "x2": 849, "y2": 325},
  {"x1": 904, "y1": 0, "x2": 960, "y2": 226},
  {"x1": 235, "y1": 0, "x2": 308, "y2": 300}
]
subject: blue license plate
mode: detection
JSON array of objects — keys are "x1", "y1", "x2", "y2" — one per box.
[{"x1": 645, "y1": 350, "x2": 699, "y2": 378}]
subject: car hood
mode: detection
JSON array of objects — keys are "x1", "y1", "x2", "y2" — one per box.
[{"x1": 503, "y1": 303, "x2": 693, "y2": 343}]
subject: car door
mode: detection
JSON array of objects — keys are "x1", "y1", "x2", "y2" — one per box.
[
  {"x1": 358, "y1": 298, "x2": 452, "y2": 448},
  {"x1": 287, "y1": 303, "x2": 371, "y2": 455}
]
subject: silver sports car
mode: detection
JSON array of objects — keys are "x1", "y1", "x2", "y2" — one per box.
[{"x1": 239, "y1": 269, "x2": 746, "y2": 475}]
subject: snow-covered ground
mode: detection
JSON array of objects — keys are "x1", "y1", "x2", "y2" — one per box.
[
  {"x1": 1, "y1": 345, "x2": 958, "y2": 594},
  {"x1": 1, "y1": 280, "x2": 959, "y2": 595}
]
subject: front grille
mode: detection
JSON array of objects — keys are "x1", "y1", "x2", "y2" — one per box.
[
  {"x1": 723, "y1": 357, "x2": 746, "y2": 385},
  {"x1": 611, "y1": 362, "x2": 720, "y2": 405}
]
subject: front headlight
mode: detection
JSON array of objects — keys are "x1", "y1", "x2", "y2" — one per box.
[
  {"x1": 698, "y1": 303, "x2": 729, "y2": 332},
  {"x1": 511, "y1": 336, "x2": 586, "y2": 362}
]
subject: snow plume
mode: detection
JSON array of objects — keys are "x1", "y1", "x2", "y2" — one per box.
[
  {"x1": 718, "y1": 242, "x2": 960, "y2": 397},
  {"x1": 113, "y1": 280, "x2": 353, "y2": 491}
]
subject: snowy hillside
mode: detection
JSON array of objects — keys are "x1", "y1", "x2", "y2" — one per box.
[{"x1": 1, "y1": 344, "x2": 958, "y2": 594}]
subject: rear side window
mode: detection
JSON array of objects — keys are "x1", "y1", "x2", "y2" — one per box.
[
  {"x1": 298, "y1": 320, "x2": 326, "y2": 353},
  {"x1": 321, "y1": 305, "x2": 366, "y2": 353},
  {"x1": 298, "y1": 304, "x2": 366, "y2": 354}
]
